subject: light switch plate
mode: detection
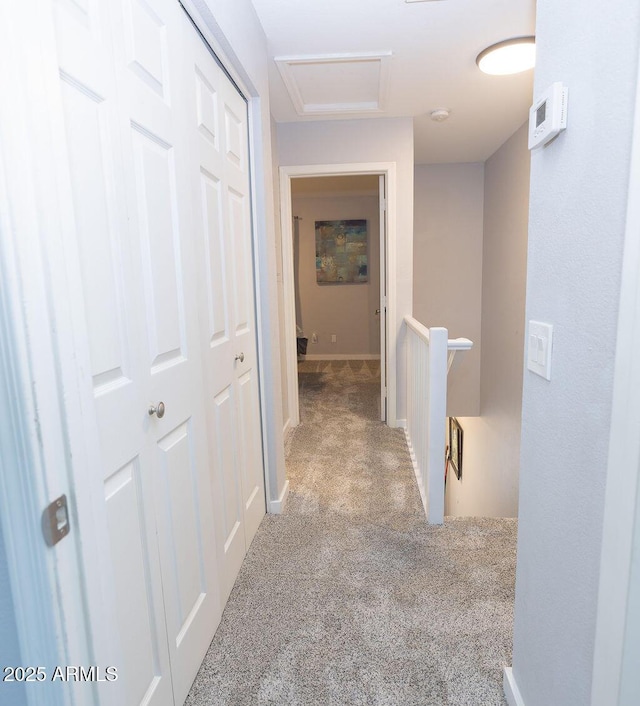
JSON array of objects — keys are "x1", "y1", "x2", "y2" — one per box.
[{"x1": 527, "y1": 321, "x2": 553, "y2": 380}]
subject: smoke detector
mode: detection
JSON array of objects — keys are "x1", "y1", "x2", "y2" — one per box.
[{"x1": 430, "y1": 108, "x2": 450, "y2": 122}]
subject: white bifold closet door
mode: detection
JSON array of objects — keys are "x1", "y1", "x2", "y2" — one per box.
[
  {"x1": 51, "y1": 0, "x2": 265, "y2": 704},
  {"x1": 186, "y1": 31, "x2": 267, "y2": 605}
]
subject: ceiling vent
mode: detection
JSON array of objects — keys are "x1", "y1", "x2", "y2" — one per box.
[{"x1": 274, "y1": 52, "x2": 392, "y2": 117}]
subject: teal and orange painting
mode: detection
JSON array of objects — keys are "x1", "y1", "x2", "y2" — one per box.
[{"x1": 315, "y1": 219, "x2": 368, "y2": 284}]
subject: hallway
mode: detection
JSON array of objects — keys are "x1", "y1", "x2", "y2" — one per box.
[{"x1": 186, "y1": 361, "x2": 516, "y2": 705}]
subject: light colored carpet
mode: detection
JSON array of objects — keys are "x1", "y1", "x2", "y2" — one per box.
[{"x1": 186, "y1": 360, "x2": 516, "y2": 705}]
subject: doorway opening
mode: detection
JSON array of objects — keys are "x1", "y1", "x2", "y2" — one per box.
[
  {"x1": 280, "y1": 163, "x2": 395, "y2": 432},
  {"x1": 290, "y1": 175, "x2": 383, "y2": 418}
]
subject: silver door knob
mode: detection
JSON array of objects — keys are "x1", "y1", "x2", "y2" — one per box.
[
  {"x1": 375, "y1": 309, "x2": 381, "y2": 315},
  {"x1": 148, "y1": 401, "x2": 165, "y2": 418},
  {"x1": 235, "y1": 352, "x2": 245, "y2": 363}
]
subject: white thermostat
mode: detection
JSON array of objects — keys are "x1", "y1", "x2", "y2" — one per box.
[{"x1": 528, "y1": 82, "x2": 568, "y2": 150}]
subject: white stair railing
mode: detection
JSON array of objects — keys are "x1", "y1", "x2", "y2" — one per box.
[{"x1": 404, "y1": 316, "x2": 472, "y2": 524}]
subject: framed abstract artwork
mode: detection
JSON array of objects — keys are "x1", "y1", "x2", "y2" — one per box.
[{"x1": 315, "y1": 219, "x2": 368, "y2": 284}]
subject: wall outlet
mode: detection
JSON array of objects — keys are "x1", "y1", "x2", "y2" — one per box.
[
  {"x1": 331, "y1": 334, "x2": 337, "y2": 344},
  {"x1": 311, "y1": 332, "x2": 318, "y2": 344}
]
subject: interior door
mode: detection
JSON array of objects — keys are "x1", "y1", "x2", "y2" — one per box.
[
  {"x1": 379, "y1": 174, "x2": 388, "y2": 422},
  {"x1": 52, "y1": 2, "x2": 176, "y2": 704},
  {"x1": 114, "y1": 1, "x2": 224, "y2": 701},
  {"x1": 186, "y1": 29, "x2": 266, "y2": 604}
]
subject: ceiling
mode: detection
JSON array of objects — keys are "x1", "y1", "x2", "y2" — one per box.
[{"x1": 251, "y1": 0, "x2": 536, "y2": 164}]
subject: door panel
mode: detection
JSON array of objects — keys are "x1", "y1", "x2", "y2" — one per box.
[
  {"x1": 199, "y1": 169, "x2": 229, "y2": 347},
  {"x1": 237, "y1": 369, "x2": 265, "y2": 538},
  {"x1": 224, "y1": 104, "x2": 244, "y2": 169},
  {"x1": 59, "y1": 77, "x2": 129, "y2": 391},
  {"x1": 124, "y1": 0, "x2": 169, "y2": 100},
  {"x1": 228, "y1": 188, "x2": 250, "y2": 334},
  {"x1": 211, "y1": 385, "x2": 245, "y2": 597},
  {"x1": 104, "y1": 458, "x2": 166, "y2": 706},
  {"x1": 53, "y1": 1, "x2": 175, "y2": 704},
  {"x1": 115, "y1": 1, "x2": 222, "y2": 702},
  {"x1": 130, "y1": 125, "x2": 186, "y2": 368},
  {"x1": 156, "y1": 420, "x2": 207, "y2": 639}
]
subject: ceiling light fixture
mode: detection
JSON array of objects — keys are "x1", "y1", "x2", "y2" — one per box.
[
  {"x1": 476, "y1": 36, "x2": 536, "y2": 76},
  {"x1": 430, "y1": 108, "x2": 450, "y2": 122}
]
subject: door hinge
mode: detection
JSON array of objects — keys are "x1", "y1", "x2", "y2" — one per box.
[{"x1": 42, "y1": 494, "x2": 70, "y2": 547}]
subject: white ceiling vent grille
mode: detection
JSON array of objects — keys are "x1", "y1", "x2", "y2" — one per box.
[{"x1": 274, "y1": 52, "x2": 392, "y2": 117}]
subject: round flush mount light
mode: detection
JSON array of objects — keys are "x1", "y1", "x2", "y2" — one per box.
[
  {"x1": 430, "y1": 108, "x2": 450, "y2": 122},
  {"x1": 476, "y1": 36, "x2": 536, "y2": 75}
]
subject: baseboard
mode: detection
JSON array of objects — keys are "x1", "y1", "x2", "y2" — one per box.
[
  {"x1": 268, "y1": 479, "x2": 290, "y2": 515},
  {"x1": 283, "y1": 417, "x2": 291, "y2": 437},
  {"x1": 396, "y1": 418, "x2": 407, "y2": 429},
  {"x1": 302, "y1": 353, "x2": 381, "y2": 361},
  {"x1": 503, "y1": 667, "x2": 526, "y2": 706}
]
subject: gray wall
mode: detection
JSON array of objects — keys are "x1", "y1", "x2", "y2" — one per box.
[
  {"x1": 0, "y1": 522, "x2": 26, "y2": 706},
  {"x1": 413, "y1": 163, "x2": 484, "y2": 417},
  {"x1": 293, "y1": 193, "x2": 380, "y2": 357},
  {"x1": 447, "y1": 123, "x2": 530, "y2": 518},
  {"x1": 511, "y1": 0, "x2": 640, "y2": 703}
]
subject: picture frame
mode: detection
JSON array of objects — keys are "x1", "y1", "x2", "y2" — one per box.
[
  {"x1": 315, "y1": 219, "x2": 368, "y2": 284},
  {"x1": 449, "y1": 417, "x2": 463, "y2": 480}
]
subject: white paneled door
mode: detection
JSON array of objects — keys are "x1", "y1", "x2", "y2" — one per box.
[
  {"x1": 51, "y1": 0, "x2": 265, "y2": 704},
  {"x1": 186, "y1": 34, "x2": 266, "y2": 604}
]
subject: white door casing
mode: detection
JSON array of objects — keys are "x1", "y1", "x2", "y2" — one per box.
[
  {"x1": 379, "y1": 173, "x2": 388, "y2": 422},
  {"x1": 279, "y1": 163, "x2": 397, "y2": 428}
]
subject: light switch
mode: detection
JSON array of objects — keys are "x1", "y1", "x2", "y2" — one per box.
[{"x1": 527, "y1": 321, "x2": 553, "y2": 380}]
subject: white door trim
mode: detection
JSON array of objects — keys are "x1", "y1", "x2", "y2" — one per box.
[
  {"x1": 591, "y1": 33, "x2": 640, "y2": 706},
  {"x1": 279, "y1": 162, "x2": 397, "y2": 428}
]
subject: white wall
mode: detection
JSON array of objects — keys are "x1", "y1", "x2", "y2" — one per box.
[
  {"x1": 277, "y1": 118, "x2": 414, "y2": 422},
  {"x1": 510, "y1": 1, "x2": 640, "y2": 704},
  {"x1": 0, "y1": 524, "x2": 26, "y2": 706},
  {"x1": 447, "y1": 123, "x2": 530, "y2": 518},
  {"x1": 293, "y1": 193, "x2": 380, "y2": 357},
  {"x1": 413, "y1": 163, "x2": 484, "y2": 417},
  {"x1": 199, "y1": 0, "x2": 287, "y2": 506}
]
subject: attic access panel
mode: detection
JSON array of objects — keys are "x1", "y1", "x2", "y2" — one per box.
[{"x1": 275, "y1": 52, "x2": 391, "y2": 116}]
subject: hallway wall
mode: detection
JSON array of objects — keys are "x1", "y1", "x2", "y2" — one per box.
[
  {"x1": 413, "y1": 163, "x2": 484, "y2": 417},
  {"x1": 511, "y1": 0, "x2": 640, "y2": 703},
  {"x1": 412, "y1": 124, "x2": 530, "y2": 518},
  {"x1": 293, "y1": 192, "x2": 380, "y2": 357},
  {"x1": 447, "y1": 123, "x2": 530, "y2": 518}
]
